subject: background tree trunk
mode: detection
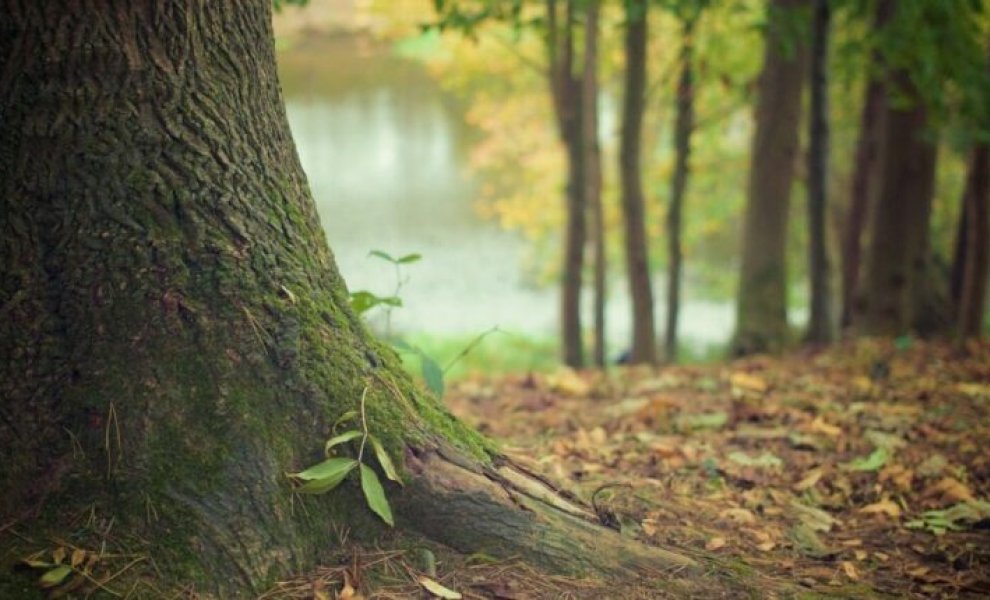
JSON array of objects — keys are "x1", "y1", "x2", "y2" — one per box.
[
  {"x1": 583, "y1": 0, "x2": 607, "y2": 368},
  {"x1": 547, "y1": 0, "x2": 586, "y2": 368},
  {"x1": 664, "y1": 14, "x2": 697, "y2": 363},
  {"x1": 840, "y1": 0, "x2": 891, "y2": 329},
  {"x1": 0, "y1": 1, "x2": 693, "y2": 594},
  {"x1": 855, "y1": 74, "x2": 939, "y2": 335},
  {"x1": 620, "y1": 0, "x2": 657, "y2": 365},
  {"x1": 805, "y1": 0, "x2": 835, "y2": 344},
  {"x1": 951, "y1": 142, "x2": 990, "y2": 338},
  {"x1": 732, "y1": 0, "x2": 808, "y2": 355}
]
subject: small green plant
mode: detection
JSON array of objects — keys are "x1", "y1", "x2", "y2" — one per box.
[
  {"x1": 348, "y1": 250, "x2": 421, "y2": 337},
  {"x1": 288, "y1": 387, "x2": 402, "y2": 526}
]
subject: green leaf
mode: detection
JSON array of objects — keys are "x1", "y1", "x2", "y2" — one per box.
[
  {"x1": 727, "y1": 451, "x2": 783, "y2": 469},
  {"x1": 842, "y1": 447, "x2": 889, "y2": 472},
  {"x1": 292, "y1": 458, "x2": 358, "y2": 494},
  {"x1": 39, "y1": 565, "x2": 72, "y2": 588},
  {"x1": 421, "y1": 353, "x2": 445, "y2": 399},
  {"x1": 369, "y1": 250, "x2": 396, "y2": 263},
  {"x1": 324, "y1": 430, "x2": 362, "y2": 455},
  {"x1": 369, "y1": 435, "x2": 403, "y2": 485},
  {"x1": 397, "y1": 253, "x2": 422, "y2": 264},
  {"x1": 333, "y1": 410, "x2": 359, "y2": 430},
  {"x1": 360, "y1": 464, "x2": 394, "y2": 526},
  {"x1": 291, "y1": 457, "x2": 358, "y2": 481}
]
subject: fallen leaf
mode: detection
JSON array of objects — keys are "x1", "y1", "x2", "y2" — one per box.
[
  {"x1": 809, "y1": 416, "x2": 842, "y2": 437},
  {"x1": 730, "y1": 372, "x2": 768, "y2": 395},
  {"x1": 706, "y1": 537, "x2": 727, "y2": 550},
  {"x1": 793, "y1": 468, "x2": 824, "y2": 491},
  {"x1": 859, "y1": 499, "x2": 901, "y2": 518},
  {"x1": 418, "y1": 575, "x2": 463, "y2": 599},
  {"x1": 719, "y1": 507, "x2": 757, "y2": 524},
  {"x1": 841, "y1": 561, "x2": 860, "y2": 581},
  {"x1": 727, "y1": 451, "x2": 782, "y2": 469},
  {"x1": 923, "y1": 477, "x2": 974, "y2": 503}
]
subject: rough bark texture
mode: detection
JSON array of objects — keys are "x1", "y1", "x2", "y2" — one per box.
[
  {"x1": 805, "y1": 0, "x2": 835, "y2": 344},
  {"x1": 732, "y1": 0, "x2": 808, "y2": 355},
  {"x1": 840, "y1": 0, "x2": 891, "y2": 329},
  {"x1": 547, "y1": 0, "x2": 586, "y2": 368},
  {"x1": 619, "y1": 0, "x2": 657, "y2": 365},
  {"x1": 854, "y1": 76, "x2": 939, "y2": 336},
  {"x1": 582, "y1": 1, "x2": 606, "y2": 368},
  {"x1": 951, "y1": 143, "x2": 990, "y2": 338},
  {"x1": 0, "y1": 1, "x2": 695, "y2": 595},
  {"x1": 664, "y1": 15, "x2": 696, "y2": 363}
]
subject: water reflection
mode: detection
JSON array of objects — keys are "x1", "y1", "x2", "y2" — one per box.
[{"x1": 277, "y1": 35, "x2": 734, "y2": 351}]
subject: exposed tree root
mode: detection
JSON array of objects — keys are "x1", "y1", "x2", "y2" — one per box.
[{"x1": 396, "y1": 445, "x2": 698, "y2": 581}]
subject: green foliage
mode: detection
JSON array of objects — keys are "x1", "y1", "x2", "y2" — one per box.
[
  {"x1": 905, "y1": 500, "x2": 990, "y2": 535},
  {"x1": 288, "y1": 389, "x2": 403, "y2": 526}
]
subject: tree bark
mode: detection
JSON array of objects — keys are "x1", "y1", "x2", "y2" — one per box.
[
  {"x1": 805, "y1": 0, "x2": 835, "y2": 344},
  {"x1": 664, "y1": 14, "x2": 697, "y2": 363},
  {"x1": 951, "y1": 143, "x2": 990, "y2": 338},
  {"x1": 547, "y1": 0, "x2": 586, "y2": 368},
  {"x1": 855, "y1": 73, "x2": 940, "y2": 335},
  {"x1": 620, "y1": 0, "x2": 657, "y2": 365},
  {"x1": 840, "y1": 0, "x2": 891, "y2": 329},
  {"x1": 0, "y1": 1, "x2": 693, "y2": 595},
  {"x1": 582, "y1": 0, "x2": 606, "y2": 368},
  {"x1": 732, "y1": 0, "x2": 808, "y2": 355}
]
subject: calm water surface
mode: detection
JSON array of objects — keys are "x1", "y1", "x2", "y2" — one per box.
[{"x1": 276, "y1": 35, "x2": 734, "y2": 352}]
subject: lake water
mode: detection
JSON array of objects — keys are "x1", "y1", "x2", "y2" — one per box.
[{"x1": 276, "y1": 35, "x2": 735, "y2": 355}]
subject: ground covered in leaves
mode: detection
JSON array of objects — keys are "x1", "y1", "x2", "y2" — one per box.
[{"x1": 440, "y1": 338, "x2": 990, "y2": 599}]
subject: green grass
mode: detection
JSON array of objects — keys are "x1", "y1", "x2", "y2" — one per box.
[
  {"x1": 393, "y1": 330, "x2": 560, "y2": 381},
  {"x1": 389, "y1": 330, "x2": 730, "y2": 385}
]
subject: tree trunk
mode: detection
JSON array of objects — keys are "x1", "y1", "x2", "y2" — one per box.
[
  {"x1": 732, "y1": 0, "x2": 808, "y2": 356},
  {"x1": 0, "y1": 2, "x2": 693, "y2": 595},
  {"x1": 664, "y1": 15, "x2": 697, "y2": 363},
  {"x1": 951, "y1": 143, "x2": 990, "y2": 338},
  {"x1": 619, "y1": 0, "x2": 657, "y2": 365},
  {"x1": 855, "y1": 74, "x2": 940, "y2": 335},
  {"x1": 547, "y1": 0, "x2": 586, "y2": 368},
  {"x1": 582, "y1": 0, "x2": 606, "y2": 368},
  {"x1": 805, "y1": 0, "x2": 835, "y2": 344},
  {"x1": 840, "y1": 0, "x2": 891, "y2": 329}
]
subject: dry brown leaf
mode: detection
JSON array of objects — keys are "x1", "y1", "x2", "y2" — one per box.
[
  {"x1": 793, "y1": 468, "x2": 824, "y2": 491},
  {"x1": 70, "y1": 548, "x2": 86, "y2": 568},
  {"x1": 719, "y1": 507, "x2": 757, "y2": 524},
  {"x1": 641, "y1": 518, "x2": 657, "y2": 536},
  {"x1": 923, "y1": 477, "x2": 974, "y2": 503},
  {"x1": 417, "y1": 575, "x2": 463, "y2": 599},
  {"x1": 312, "y1": 579, "x2": 331, "y2": 600},
  {"x1": 730, "y1": 372, "x2": 768, "y2": 395},
  {"x1": 858, "y1": 499, "x2": 901, "y2": 518},
  {"x1": 705, "y1": 537, "x2": 727, "y2": 551},
  {"x1": 841, "y1": 561, "x2": 860, "y2": 581},
  {"x1": 51, "y1": 546, "x2": 66, "y2": 565},
  {"x1": 854, "y1": 550, "x2": 868, "y2": 561},
  {"x1": 809, "y1": 416, "x2": 842, "y2": 437}
]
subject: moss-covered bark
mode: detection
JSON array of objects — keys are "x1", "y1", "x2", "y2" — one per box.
[{"x1": 0, "y1": 1, "x2": 693, "y2": 596}]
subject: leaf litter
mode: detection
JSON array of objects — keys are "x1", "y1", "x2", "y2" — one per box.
[
  {"x1": 263, "y1": 339, "x2": 989, "y2": 598},
  {"x1": 442, "y1": 338, "x2": 990, "y2": 598}
]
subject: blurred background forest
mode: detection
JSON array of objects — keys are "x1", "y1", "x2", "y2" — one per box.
[{"x1": 271, "y1": 0, "x2": 989, "y2": 375}]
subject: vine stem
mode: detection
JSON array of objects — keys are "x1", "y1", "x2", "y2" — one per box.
[{"x1": 356, "y1": 385, "x2": 369, "y2": 463}]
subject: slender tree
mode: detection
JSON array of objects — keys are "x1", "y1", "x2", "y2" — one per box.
[
  {"x1": 664, "y1": 10, "x2": 699, "y2": 362},
  {"x1": 732, "y1": 0, "x2": 809, "y2": 355},
  {"x1": 620, "y1": 0, "x2": 657, "y2": 364},
  {"x1": 804, "y1": 0, "x2": 835, "y2": 343},
  {"x1": 951, "y1": 136, "x2": 990, "y2": 338},
  {"x1": 583, "y1": 0, "x2": 607, "y2": 367},
  {"x1": 0, "y1": 1, "x2": 695, "y2": 594},
  {"x1": 855, "y1": 72, "x2": 939, "y2": 335},
  {"x1": 547, "y1": 0, "x2": 587, "y2": 367},
  {"x1": 840, "y1": 0, "x2": 891, "y2": 329}
]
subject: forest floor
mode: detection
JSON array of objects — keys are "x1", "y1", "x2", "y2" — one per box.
[{"x1": 262, "y1": 338, "x2": 990, "y2": 599}]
